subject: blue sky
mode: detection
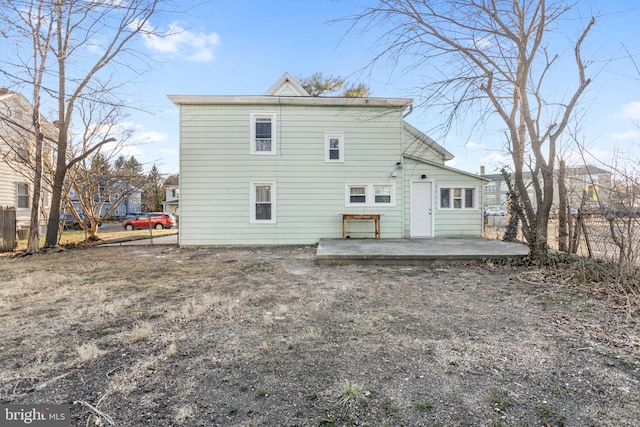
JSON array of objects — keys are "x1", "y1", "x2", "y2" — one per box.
[{"x1": 64, "y1": 1, "x2": 640, "y2": 175}]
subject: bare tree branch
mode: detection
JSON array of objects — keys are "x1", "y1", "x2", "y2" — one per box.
[{"x1": 345, "y1": 0, "x2": 596, "y2": 264}]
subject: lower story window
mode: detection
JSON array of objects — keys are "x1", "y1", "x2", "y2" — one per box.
[
  {"x1": 346, "y1": 183, "x2": 395, "y2": 206},
  {"x1": 374, "y1": 185, "x2": 391, "y2": 204},
  {"x1": 17, "y1": 183, "x2": 29, "y2": 208},
  {"x1": 349, "y1": 186, "x2": 366, "y2": 204},
  {"x1": 440, "y1": 187, "x2": 476, "y2": 209},
  {"x1": 251, "y1": 181, "x2": 276, "y2": 223}
]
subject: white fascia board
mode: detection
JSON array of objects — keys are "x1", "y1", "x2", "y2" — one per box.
[{"x1": 167, "y1": 95, "x2": 413, "y2": 108}]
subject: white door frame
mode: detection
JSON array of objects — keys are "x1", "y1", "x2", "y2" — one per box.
[{"x1": 410, "y1": 180, "x2": 434, "y2": 237}]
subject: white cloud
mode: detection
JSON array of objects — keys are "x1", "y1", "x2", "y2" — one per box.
[
  {"x1": 472, "y1": 37, "x2": 492, "y2": 48},
  {"x1": 136, "y1": 20, "x2": 220, "y2": 62},
  {"x1": 101, "y1": 138, "x2": 144, "y2": 158},
  {"x1": 98, "y1": 121, "x2": 169, "y2": 160},
  {"x1": 117, "y1": 144, "x2": 144, "y2": 158},
  {"x1": 464, "y1": 140, "x2": 480, "y2": 149},
  {"x1": 621, "y1": 101, "x2": 640, "y2": 120},
  {"x1": 86, "y1": 39, "x2": 104, "y2": 54},
  {"x1": 135, "y1": 130, "x2": 168, "y2": 144},
  {"x1": 479, "y1": 152, "x2": 511, "y2": 168},
  {"x1": 161, "y1": 148, "x2": 177, "y2": 155},
  {"x1": 612, "y1": 129, "x2": 640, "y2": 140}
]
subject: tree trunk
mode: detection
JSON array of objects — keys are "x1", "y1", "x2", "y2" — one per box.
[
  {"x1": 557, "y1": 160, "x2": 568, "y2": 252},
  {"x1": 45, "y1": 15, "x2": 68, "y2": 248},
  {"x1": 530, "y1": 218, "x2": 549, "y2": 264},
  {"x1": 44, "y1": 120, "x2": 68, "y2": 247},
  {"x1": 501, "y1": 169, "x2": 520, "y2": 242},
  {"x1": 27, "y1": 100, "x2": 44, "y2": 253}
]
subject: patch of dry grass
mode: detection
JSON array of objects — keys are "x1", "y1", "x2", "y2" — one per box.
[
  {"x1": 76, "y1": 343, "x2": 106, "y2": 364},
  {"x1": 173, "y1": 404, "x2": 196, "y2": 425},
  {"x1": 0, "y1": 245, "x2": 637, "y2": 426},
  {"x1": 129, "y1": 322, "x2": 153, "y2": 343},
  {"x1": 166, "y1": 293, "x2": 239, "y2": 323}
]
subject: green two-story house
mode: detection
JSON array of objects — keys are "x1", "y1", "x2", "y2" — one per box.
[{"x1": 169, "y1": 73, "x2": 487, "y2": 246}]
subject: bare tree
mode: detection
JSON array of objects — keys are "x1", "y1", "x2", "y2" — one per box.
[
  {"x1": 587, "y1": 156, "x2": 640, "y2": 279},
  {"x1": 65, "y1": 153, "x2": 146, "y2": 239},
  {"x1": 0, "y1": 0, "x2": 166, "y2": 248},
  {"x1": 298, "y1": 72, "x2": 370, "y2": 97},
  {"x1": 0, "y1": 2, "x2": 56, "y2": 252},
  {"x1": 348, "y1": 0, "x2": 595, "y2": 264}
]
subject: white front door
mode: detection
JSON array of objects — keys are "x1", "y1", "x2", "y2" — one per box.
[{"x1": 411, "y1": 181, "x2": 433, "y2": 237}]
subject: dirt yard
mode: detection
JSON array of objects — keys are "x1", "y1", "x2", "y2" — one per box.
[{"x1": 0, "y1": 245, "x2": 638, "y2": 426}]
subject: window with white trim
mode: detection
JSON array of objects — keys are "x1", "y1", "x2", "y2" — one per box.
[
  {"x1": 250, "y1": 113, "x2": 276, "y2": 154},
  {"x1": 15, "y1": 143, "x2": 28, "y2": 163},
  {"x1": 439, "y1": 187, "x2": 476, "y2": 209},
  {"x1": 349, "y1": 186, "x2": 366, "y2": 204},
  {"x1": 345, "y1": 183, "x2": 395, "y2": 206},
  {"x1": 250, "y1": 181, "x2": 276, "y2": 223},
  {"x1": 324, "y1": 132, "x2": 344, "y2": 162},
  {"x1": 17, "y1": 183, "x2": 29, "y2": 208}
]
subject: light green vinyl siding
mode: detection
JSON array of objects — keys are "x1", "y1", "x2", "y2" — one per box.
[
  {"x1": 179, "y1": 104, "x2": 406, "y2": 245},
  {"x1": 401, "y1": 158, "x2": 484, "y2": 237}
]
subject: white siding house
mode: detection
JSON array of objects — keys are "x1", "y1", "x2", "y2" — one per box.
[
  {"x1": 0, "y1": 89, "x2": 55, "y2": 229},
  {"x1": 169, "y1": 73, "x2": 487, "y2": 246}
]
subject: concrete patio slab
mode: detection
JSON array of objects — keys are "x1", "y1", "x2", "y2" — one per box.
[{"x1": 316, "y1": 237, "x2": 529, "y2": 265}]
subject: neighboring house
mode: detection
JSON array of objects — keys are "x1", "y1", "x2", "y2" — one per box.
[
  {"x1": 0, "y1": 89, "x2": 55, "y2": 229},
  {"x1": 481, "y1": 165, "x2": 612, "y2": 211},
  {"x1": 119, "y1": 190, "x2": 143, "y2": 216},
  {"x1": 65, "y1": 186, "x2": 142, "y2": 218},
  {"x1": 481, "y1": 171, "x2": 510, "y2": 210},
  {"x1": 169, "y1": 73, "x2": 488, "y2": 246},
  {"x1": 559, "y1": 165, "x2": 611, "y2": 209},
  {"x1": 162, "y1": 185, "x2": 179, "y2": 215}
]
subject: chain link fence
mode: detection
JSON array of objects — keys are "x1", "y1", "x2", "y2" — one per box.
[{"x1": 484, "y1": 213, "x2": 640, "y2": 274}]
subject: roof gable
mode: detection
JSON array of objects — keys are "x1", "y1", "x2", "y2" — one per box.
[
  {"x1": 403, "y1": 122, "x2": 454, "y2": 163},
  {"x1": 264, "y1": 72, "x2": 310, "y2": 96},
  {"x1": 405, "y1": 153, "x2": 490, "y2": 182}
]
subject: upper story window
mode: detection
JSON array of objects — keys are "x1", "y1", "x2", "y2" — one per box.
[
  {"x1": 439, "y1": 187, "x2": 476, "y2": 209},
  {"x1": 345, "y1": 183, "x2": 395, "y2": 207},
  {"x1": 17, "y1": 183, "x2": 29, "y2": 208},
  {"x1": 14, "y1": 144, "x2": 28, "y2": 163},
  {"x1": 250, "y1": 112, "x2": 276, "y2": 155},
  {"x1": 325, "y1": 132, "x2": 344, "y2": 162}
]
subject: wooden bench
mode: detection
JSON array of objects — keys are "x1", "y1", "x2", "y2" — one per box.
[{"x1": 342, "y1": 214, "x2": 381, "y2": 239}]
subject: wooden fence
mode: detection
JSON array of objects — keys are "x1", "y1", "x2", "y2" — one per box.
[{"x1": 0, "y1": 206, "x2": 16, "y2": 252}]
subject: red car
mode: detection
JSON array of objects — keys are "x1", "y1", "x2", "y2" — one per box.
[{"x1": 122, "y1": 213, "x2": 176, "y2": 230}]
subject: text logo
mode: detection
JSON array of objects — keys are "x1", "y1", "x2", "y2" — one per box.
[{"x1": 1, "y1": 404, "x2": 69, "y2": 426}]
